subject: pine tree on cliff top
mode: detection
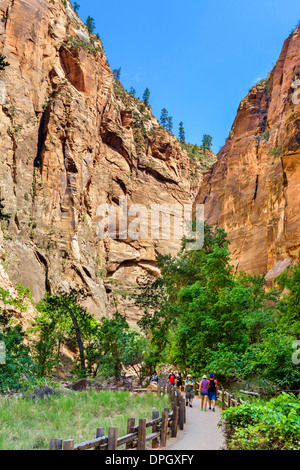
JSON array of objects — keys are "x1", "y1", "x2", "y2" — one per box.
[
  {"x1": 86, "y1": 16, "x2": 96, "y2": 34},
  {"x1": 179, "y1": 122, "x2": 185, "y2": 143},
  {"x1": 143, "y1": 87, "x2": 150, "y2": 106},
  {"x1": 160, "y1": 108, "x2": 168, "y2": 128}
]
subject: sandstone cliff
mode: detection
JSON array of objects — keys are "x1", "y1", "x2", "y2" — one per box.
[
  {"x1": 0, "y1": 0, "x2": 213, "y2": 322},
  {"x1": 197, "y1": 25, "x2": 300, "y2": 281}
]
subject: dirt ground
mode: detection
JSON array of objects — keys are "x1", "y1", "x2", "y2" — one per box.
[{"x1": 164, "y1": 394, "x2": 225, "y2": 450}]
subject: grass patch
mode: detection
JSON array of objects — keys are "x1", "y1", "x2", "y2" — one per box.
[{"x1": 0, "y1": 390, "x2": 171, "y2": 450}]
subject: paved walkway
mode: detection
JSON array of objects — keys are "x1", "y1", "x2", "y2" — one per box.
[{"x1": 165, "y1": 395, "x2": 225, "y2": 450}]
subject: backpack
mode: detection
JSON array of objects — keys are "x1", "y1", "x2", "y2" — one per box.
[{"x1": 208, "y1": 379, "x2": 216, "y2": 392}]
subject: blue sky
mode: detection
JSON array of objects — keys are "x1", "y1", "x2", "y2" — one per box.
[{"x1": 74, "y1": 0, "x2": 300, "y2": 153}]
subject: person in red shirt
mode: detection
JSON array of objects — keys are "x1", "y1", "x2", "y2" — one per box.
[{"x1": 168, "y1": 371, "x2": 176, "y2": 387}]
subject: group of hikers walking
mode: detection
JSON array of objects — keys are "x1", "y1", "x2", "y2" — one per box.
[{"x1": 151, "y1": 371, "x2": 217, "y2": 411}]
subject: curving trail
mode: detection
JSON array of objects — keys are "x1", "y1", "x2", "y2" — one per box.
[{"x1": 165, "y1": 394, "x2": 225, "y2": 450}]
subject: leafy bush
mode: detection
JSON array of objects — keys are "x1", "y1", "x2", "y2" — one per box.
[
  {"x1": 0, "y1": 320, "x2": 36, "y2": 393},
  {"x1": 221, "y1": 393, "x2": 300, "y2": 450}
]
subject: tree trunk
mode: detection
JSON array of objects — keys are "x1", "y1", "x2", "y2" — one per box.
[{"x1": 68, "y1": 308, "x2": 86, "y2": 377}]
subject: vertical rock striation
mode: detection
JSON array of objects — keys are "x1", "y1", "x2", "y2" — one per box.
[
  {"x1": 0, "y1": 0, "x2": 212, "y2": 322},
  {"x1": 197, "y1": 26, "x2": 300, "y2": 279}
]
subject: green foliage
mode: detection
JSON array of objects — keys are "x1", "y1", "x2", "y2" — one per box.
[
  {"x1": 257, "y1": 130, "x2": 270, "y2": 142},
  {"x1": 33, "y1": 290, "x2": 149, "y2": 382},
  {"x1": 202, "y1": 134, "x2": 213, "y2": 151},
  {"x1": 142, "y1": 87, "x2": 150, "y2": 107},
  {"x1": 85, "y1": 16, "x2": 96, "y2": 34},
  {"x1": 0, "y1": 320, "x2": 36, "y2": 393},
  {"x1": 160, "y1": 108, "x2": 169, "y2": 128},
  {"x1": 0, "y1": 287, "x2": 36, "y2": 392},
  {"x1": 167, "y1": 116, "x2": 173, "y2": 132},
  {"x1": 178, "y1": 121, "x2": 185, "y2": 142},
  {"x1": 72, "y1": 1, "x2": 80, "y2": 12},
  {"x1": 129, "y1": 87, "x2": 136, "y2": 97},
  {"x1": 67, "y1": 36, "x2": 101, "y2": 54},
  {"x1": 137, "y1": 224, "x2": 300, "y2": 388},
  {"x1": 85, "y1": 312, "x2": 149, "y2": 382},
  {"x1": 113, "y1": 67, "x2": 121, "y2": 80},
  {"x1": 221, "y1": 393, "x2": 300, "y2": 450},
  {"x1": 33, "y1": 289, "x2": 97, "y2": 378},
  {"x1": 0, "y1": 390, "x2": 171, "y2": 450},
  {"x1": 269, "y1": 146, "x2": 282, "y2": 157},
  {"x1": 0, "y1": 198, "x2": 10, "y2": 222},
  {"x1": 276, "y1": 263, "x2": 300, "y2": 335}
]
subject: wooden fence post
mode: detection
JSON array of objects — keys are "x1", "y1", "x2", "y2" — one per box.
[
  {"x1": 227, "y1": 394, "x2": 231, "y2": 408},
  {"x1": 160, "y1": 411, "x2": 169, "y2": 448},
  {"x1": 107, "y1": 427, "x2": 118, "y2": 450},
  {"x1": 126, "y1": 418, "x2": 135, "y2": 450},
  {"x1": 95, "y1": 427, "x2": 105, "y2": 450},
  {"x1": 179, "y1": 398, "x2": 185, "y2": 430},
  {"x1": 49, "y1": 439, "x2": 63, "y2": 450},
  {"x1": 63, "y1": 439, "x2": 74, "y2": 450},
  {"x1": 137, "y1": 419, "x2": 146, "y2": 450},
  {"x1": 171, "y1": 405, "x2": 179, "y2": 438},
  {"x1": 152, "y1": 410, "x2": 160, "y2": 449}
]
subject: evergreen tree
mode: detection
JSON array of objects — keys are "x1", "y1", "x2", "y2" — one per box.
[
  {"x1": 73, "y1": 1, "x2": 80, "y2": 12},
  {"x1": 129, "y1": 87, "x2": 136, "y2": 97},
  {"x1": 143, "y1": 87, "x2": 150, "y2": 106},
  {"x1": 86, "y1": 16, "x2": 96, "y2": 34},
  {"x1": 0, "y1": 197, "x2": 10, "y2": 222},
  {"x1": 178, "y1": 122, "x2": 185, "y2": 142},
  {"x1": 167, "y1": 116, "x2": 173, "y2": 132},
  {"x1": 113, "y1": 67, "x2": 121, "y2": 80},
  {"x1": 0, "y1": 54, "x2": 9, "y2": 71},
  {"x1": 160, "y1": 108, "x2": 168, "y2": 128},
  {"x1": 202, "y1": 134, "x2": 213, "y2": 151}
]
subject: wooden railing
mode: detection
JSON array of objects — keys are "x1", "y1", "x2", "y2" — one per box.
[
  {"x1": 217, "y1": 389, "x2": 245, "y2": 408},
  {"x1": 49, "y1": 385, "x2": 185, "y2": 451}
]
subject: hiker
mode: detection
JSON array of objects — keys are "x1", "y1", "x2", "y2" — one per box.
[
  {"x1": 150, "y1": 371, "x2": 158, "y2": 383},
  {"x1": 208, "y1": 373, "x2": 218, "y2": 411},
  {"x1": 176, "y1": 372, "x2": 183, "y2": 391},
  {"x1": 184, "y1": 374, "x2": 195, "y2": 407},
  {"x1": 168, "y1": 371, "x2": 176, "y2": 387},
  {"x1": 199, "y1": 375, "x2": 209, "y2": 411}
]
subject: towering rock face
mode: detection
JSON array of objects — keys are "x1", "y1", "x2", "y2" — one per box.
[
  {"x1": 0, "y1": 0, "x2": 212, "y2": 322},
  {"x1": 197, "y1": 26, "x2": 300, "y2": 279}
]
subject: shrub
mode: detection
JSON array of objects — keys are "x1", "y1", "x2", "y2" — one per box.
[
  {"x1": 0, "y1": 54, "x2": 10, "y2": 71},
  {"x1": 221, "y1": 393, "x2": 300, "y2": 450}
]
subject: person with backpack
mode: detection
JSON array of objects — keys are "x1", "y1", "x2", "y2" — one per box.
[
  {"x1": 176, "y1": 372, "x2": 183, "y2": 391},
  {"x1": 150, "y1": 371, "x2": 158, "y2": 383},
  {"x1": 184, "y1": 374, "x2": 195, "y2": 407},
  {"x1": 208, "y1": 373, "x2": 218, "y2": 411},
  {"x1": 168, "y1": 371, "x2": 176, "y2": 387},
  {"x1": 199, "y1": 375, "x2": 209, "y2": 411}
]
